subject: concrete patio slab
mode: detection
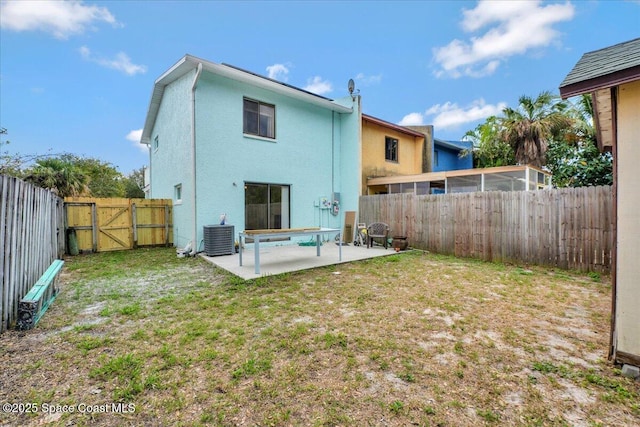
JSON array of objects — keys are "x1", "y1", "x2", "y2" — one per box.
[{"x1": 201, "y1": 242, "x2": 395, "y2": 280}]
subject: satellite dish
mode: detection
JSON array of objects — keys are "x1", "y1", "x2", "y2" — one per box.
[{"x1": 348, "y1": 78, "x2": 355, "y2": 94}]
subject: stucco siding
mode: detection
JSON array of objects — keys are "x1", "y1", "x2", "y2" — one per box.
[
  {"x1": 335, "y1": 96, "x2": 362, "y2": 220},
  {"x1": 433, "y1": 144, "x2": 472, "y2": 172},
  {"x1": 615, "y1": 79, "x2": 640, "y2": 359},
  {"x1": 191, "y1": 72, "x2": 359, "y2": 246},
  {"x1": 361, "y1": 120, "x2": 424, "y2": 194},
  {"x1": 149, "y1": 70, "x2": 195, "y2": 246}
]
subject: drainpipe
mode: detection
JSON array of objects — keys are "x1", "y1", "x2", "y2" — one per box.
[
  {"x1": 190, "y1": 63, "x2": 203, "y2": 255},
  {"x1": 331, "y1": 111, "x2": 335, "y2": 211}
]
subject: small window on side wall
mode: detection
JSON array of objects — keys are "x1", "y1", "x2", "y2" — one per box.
[
  {"x1": 153, "y1": 135, "x2": 159, "y2": 151},
  {"x1": 243, "y1": 98, "x2": 275, "y2": 139},
  {"x1": 174, "y1": 184, "x2": 182, "y2": 203},
  {"x1": 385, "y1": 137, "x2": 398, "y2": 162}
]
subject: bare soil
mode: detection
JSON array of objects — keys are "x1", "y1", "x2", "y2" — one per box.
[{"x1": 0, "y1": 248, "x2": 638, "y2": 426}]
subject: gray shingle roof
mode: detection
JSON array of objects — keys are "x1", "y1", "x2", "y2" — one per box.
[{"x1": 559, "y1": 38, "x2": 640, "y2": 97}]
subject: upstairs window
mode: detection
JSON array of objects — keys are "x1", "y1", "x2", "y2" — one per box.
[
  {"x1": 153, "y1": 135, "x2": 159, "y2": 151},
  {"x1": 385, "y1": 136, "x2": 398, "y2": 162},
  {"x1": 243, "y1": 98, "x2": 275, "y2": 139}
]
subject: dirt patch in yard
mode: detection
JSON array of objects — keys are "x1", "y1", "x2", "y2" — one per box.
[{"x1": 0, "y1": 248, "x2": 638, "y2": 426}]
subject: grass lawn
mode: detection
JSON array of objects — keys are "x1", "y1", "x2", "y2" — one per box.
[{"x1": 0, "y1": 248, "x2": 638, "y2": 426}]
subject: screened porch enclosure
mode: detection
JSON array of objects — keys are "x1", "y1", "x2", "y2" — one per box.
[{"x1": 366, "y1": 165, "x2": 551, "y2": 195}]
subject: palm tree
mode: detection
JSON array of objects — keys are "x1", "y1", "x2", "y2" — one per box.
[
  {"x1": 500, "y1": 91, "x2": 574, "y2": 168},
  {"x1": 571, "y1": 93, "x2": 596, "y2": 143},
  {"x1": 545, "y1": 93, "x2": 612, "y2": 187},
  {"x1": 24, "y1": 158, "x2": 89, "y2": 197},
  {"x1": 461, "y1": 115, "x2": 515, "y2": 168}
]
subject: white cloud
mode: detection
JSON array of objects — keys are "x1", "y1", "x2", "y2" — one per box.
[
  {"x1": 80, "y1": 46, "x2": 147, "y2": 76},
  {"x1": 266, "y1": 63, "x2": 290, "y2": 81},
  {"x1": 426, "y1": 99, "x2": 507, "y2": 129},
  {"x1": 126, "y1": 129, "x2": 147, "y2": 153},
  {"x1": 398, "y1": 113, "x2": 425, "y2": 126},
  {"x1": 433, "y1": 0, "x2": 575, "y2": 78},
  {"x1": 303, "y1": 76, "x2": 332, "y2": 95},
  {"x1": 126, "y1": 129, "x2": 143, "y2": 143},
  {"x1": 0, "y1": 0, "x2": 119, "y2": 39},
  {"x1": 400, "y1": 99, "x2": 506, "y2": 130},
  {"x1": 355, "y1": 72, "x2": 383, "y2": 86}
]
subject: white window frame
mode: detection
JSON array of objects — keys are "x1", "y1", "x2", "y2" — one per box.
[{"x1": 174, "y1": 184, "x2": 182, "y2": 204}]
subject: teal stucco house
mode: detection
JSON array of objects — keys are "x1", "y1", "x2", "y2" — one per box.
[{"x1": 141, "y1": 55, "x2": 362, "y2": 251}]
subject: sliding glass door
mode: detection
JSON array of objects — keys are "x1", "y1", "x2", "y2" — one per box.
[{"x1": 244, "y1": 183, "x2": 290, "y2": 230}]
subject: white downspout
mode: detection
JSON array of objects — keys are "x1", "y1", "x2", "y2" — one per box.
[{"x1": 190, "y1": 63, "x2": 203, "y2": 255}]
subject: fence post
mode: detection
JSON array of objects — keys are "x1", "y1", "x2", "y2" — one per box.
[
  {"x1": 91, "y1": 203, "x2": 98, "y2": 252},
  {"x1": 132, "y1": 203, "x2": 138, "y2": 249}
]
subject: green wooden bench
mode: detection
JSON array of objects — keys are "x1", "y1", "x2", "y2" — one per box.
[{"x1": 18, "y1": 259, "x2": 64, "y2": 330}]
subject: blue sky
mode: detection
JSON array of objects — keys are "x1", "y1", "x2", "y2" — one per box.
[{"x1": 1, "y1": 0, "x2": 638, "y2": 175}]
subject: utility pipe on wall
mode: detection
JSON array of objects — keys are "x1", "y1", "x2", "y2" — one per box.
[{"x1": 190, "y1": 63, "x2": 203, "y2": 255}]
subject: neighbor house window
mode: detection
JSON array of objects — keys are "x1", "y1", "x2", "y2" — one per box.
[
  {"x1": 243, "y1": 98, "x2": 275, "y2": 139},
  {"x1": 153, "y1": 135, "x2": 159, "y2": 151},
  {"x1": 385, "y1": 137, "x2": 398, "y2": 162},
  {"x1": 433, "y1": 150, "x2": 439, "y2": 167},
  {"x1": 174, "y1": 184, "x2": 182, "y2": 203}
]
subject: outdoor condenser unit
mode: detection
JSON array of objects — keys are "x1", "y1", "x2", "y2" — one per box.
[{"x1": 203, "y1": 224, "x2": 235, "y2": 256}]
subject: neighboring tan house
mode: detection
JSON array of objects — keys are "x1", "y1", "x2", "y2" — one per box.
[
  {"x1": 361, "y1": 116, "x2": 546, "y2": 196},
  {"x1": 141, "y1": 55, "x2": 361, "y2": 250},
  {"x1": 560, "y1": 37, "x2": 640, "y2": 371},
  {"x1": 361, "y1": 115, "x2": 427, "y2": 195},
  {"x1": 361, "y1": 116, "x2": 473, "y2": 195}
]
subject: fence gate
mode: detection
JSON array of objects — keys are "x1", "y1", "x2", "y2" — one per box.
[
  {"x1": 64, "y1": 197, "x2": 172, "y2": 253},
  {"x1": 98, "y1": 200, "x2": 132, "y2": 251}
]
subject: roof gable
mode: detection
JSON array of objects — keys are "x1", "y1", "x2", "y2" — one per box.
[
  {"x1": 141, "y1": 55, "x2": 353, "y2": 144},
  {"x1": 362, "y1": 114, "x2": 426, "y2": 138},
  {"x1": 559, "y1": 38, "x2": 640, "y2": 98}
]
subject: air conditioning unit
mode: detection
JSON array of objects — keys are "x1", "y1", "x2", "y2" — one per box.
[{"x1": 203, "y1": 225, "x2": 235, "y2": 256}]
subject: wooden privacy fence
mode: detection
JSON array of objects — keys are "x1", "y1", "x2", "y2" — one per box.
[
  {"x1": 1, "y1": 175, "x2": 65, "y2": 333},
  {"x1": 359, "y1": 185, "x2": 613, "y2": 273},
  {"x1": 64, "y1": 197, "x2": 173, "y2": 253}
]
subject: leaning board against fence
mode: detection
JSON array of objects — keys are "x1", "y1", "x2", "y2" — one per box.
[
  {"x1": 18, "y1": 259, "x2": 64, "y2": 330},
  {"x1": 359, "y1": 185, "x2": 613, "y2": 273},
  {"x1": 64, "y1": 197, "x2": 173, "y2": 253},
  {"x1": 1, "y1": 175, "x2": 65, "y2": 333}
]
